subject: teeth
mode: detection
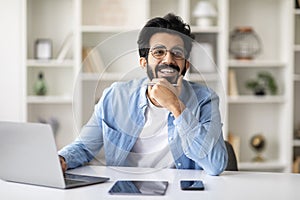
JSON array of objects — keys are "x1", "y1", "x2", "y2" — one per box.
[{"x1": 160, "y1": 68, "x2": 175, "y2": 73}]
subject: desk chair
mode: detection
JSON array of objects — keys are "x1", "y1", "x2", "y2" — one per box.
[{"x1": 225, "y1": 141, "x2": 238, "y2": 171}]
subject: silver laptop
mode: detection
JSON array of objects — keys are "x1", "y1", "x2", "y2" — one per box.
[{"x1": 0, "y1": 121, "x2": 109, "y2": 189}]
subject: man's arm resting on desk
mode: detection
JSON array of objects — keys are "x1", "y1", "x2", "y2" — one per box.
[
  {"x1": 58, "y1": 141, "x2": 98, "y2": 170},
  {"x1": 58, "y1": 113, "x2": 104, "y2": 170},
  {"x1": 173, "y1": 92, "x2": 228, "y2": 175}
]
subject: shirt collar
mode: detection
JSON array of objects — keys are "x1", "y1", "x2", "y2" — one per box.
[{"x1": 138, "y1": 78, "x2": 149, "y2": 109}]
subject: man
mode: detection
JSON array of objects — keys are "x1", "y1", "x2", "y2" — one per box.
[{"x1": 59, "y1": 13, "x2": 228, "y2": 176}]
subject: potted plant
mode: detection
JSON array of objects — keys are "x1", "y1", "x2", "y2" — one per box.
[{"x1": 245, "y1": 71, "x2": 278, "y2": 95}]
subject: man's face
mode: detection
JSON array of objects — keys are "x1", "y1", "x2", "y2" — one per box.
[{"x1": 140, "y1": 32, "x2": 189, "y2": 84}]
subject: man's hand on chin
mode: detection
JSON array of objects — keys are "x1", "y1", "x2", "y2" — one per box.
[{"x1": 147, "y1": 76, "x2": 185, "y2": 117}]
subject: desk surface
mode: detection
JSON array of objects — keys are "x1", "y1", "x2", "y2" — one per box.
[{"x1": 1, "y1": 166, "x2": 300, "y2": 200}]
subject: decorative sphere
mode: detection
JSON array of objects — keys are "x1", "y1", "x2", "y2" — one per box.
[{"x1": 250, "y1": 134, "x2": 265, "y2": 153}]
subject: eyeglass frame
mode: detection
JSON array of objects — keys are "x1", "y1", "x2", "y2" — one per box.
[{"x1": 149, "y1": 45, "x2": 187, "y2": 60}]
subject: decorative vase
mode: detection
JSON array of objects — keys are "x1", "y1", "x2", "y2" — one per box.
[
  {"x1": 229, "y1": 27, "x2": 262, "y2": 60},
  {"x1": 193, "y1": 1, "x2": 217, "y2": 27},
  {"x1": 34, "y1": 72, "x2": 47, "y2": 96},
  {"x1": 254, "y1": 87, "x2": 266, "y2": 96}
]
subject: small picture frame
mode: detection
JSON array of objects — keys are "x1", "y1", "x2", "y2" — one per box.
[{"x1": 35, "y1": 39, "x2": 52, "y2": 60}]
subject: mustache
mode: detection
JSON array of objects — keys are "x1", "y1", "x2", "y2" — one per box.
[{"x1": 155, "y1": 64, "x2": 180, "y2": 73}]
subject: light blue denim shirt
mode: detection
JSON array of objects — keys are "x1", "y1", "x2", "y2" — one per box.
[{"x1": 59, "y1": 78, "x2": 228, "y2": 175}]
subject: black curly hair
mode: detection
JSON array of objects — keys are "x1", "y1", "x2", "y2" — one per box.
[{"x1": 137, "y1": 13, "x2": 194, "y2": 59}]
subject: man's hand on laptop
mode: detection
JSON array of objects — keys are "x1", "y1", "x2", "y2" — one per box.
[{"x1": 59, "y1": 156, "x2": 67, "y2": 172}]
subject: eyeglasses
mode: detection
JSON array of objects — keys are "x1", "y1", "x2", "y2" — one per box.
[{"x1": 149, "y1": 45, "x2": 186, "y2": 60}]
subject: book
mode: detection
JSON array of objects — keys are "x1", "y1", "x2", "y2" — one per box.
[
  {"x1": 228, "y1": 133, "x2": 240, "y2": 162},
  {"x1": 82, "y1": 47, "x2": 105, "y2": 73},
  {"x1": 292, "y1": 156, "x2": 300, "y2": 173},
  {"x1": 89, "y1": 49, "x2": 104, "y2": 73},
  {"x1": 56, "y1": 33, "x2": 73, "y2": 62},
  {"x1": 228, "y1": 69, "x2": 239, "y2": 96},
  {"x1": 82, "y1": 47, "x2": 93, "y2": 73}
]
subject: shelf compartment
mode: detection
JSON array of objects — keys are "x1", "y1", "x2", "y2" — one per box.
[
  {"x1": 188, "y1": 0, "x2": 219, "y2": 27},
  {"x1": 293, "y1": 139, "x2": 300, "y2": 147},
  {"x1": 26, "y1": 0, "x2": 74, "y2": 59},
  {"x1": 229, "y1": 0, "x2": 289, "y2": 61},
  {"x1": 81, "y1": 80, "x2": 114, "y2": 125},
  {"x1": 228, "y1": 103, "x2": 283, "y2": 165},
  {"x1": 295, "y1": 12, "x2": 300, "y2": 45},
  {"x1": 82, "y1": 32, "x2": 118, "y2": 47},
  {"x1": 295, "y1": 51, "x2": 300, "y2": 74},
  {"x1": 82, "y1": 0, "x2": 147, "y2": 27},
  {"x1": 294, "y1": 83, "x2": 300, "y2": 139},
  {"x1": 27, "y1": 67, "x2": 74, "y2": 96},
  {"x1": 81, "y1": 31, "x2": 140, "y2": 71},
  {"x1": 294, "y1": 74, "x2": 300, "y2": 81},
  {"x1": 228, "y1": 95, "x2": 285, "y2": 104},
  {"x1": 228, "y1": 67, "x2": 284, "y2": 96},
  {"x1": 27, "y1": 95, "x2": 72, "y2": 104},
  {"x1": 294, "y1": 45, "x2": 300, "y2": 52},
  {"x1": 26, "y1": 103, "x2": 76, "y2": 149},
  {"x1": 149, "y1": 0, "x2": 180, "y2": 20}
]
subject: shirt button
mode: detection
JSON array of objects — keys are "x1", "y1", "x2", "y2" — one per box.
[
  {"x1": 177, "y1": 162, "x2": 182, "y2": 167},
  {"x1": 168, "y1": 137, "x2": 173, "y2": 141}
]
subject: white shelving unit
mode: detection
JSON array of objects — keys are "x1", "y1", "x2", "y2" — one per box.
[
  {"x1": 21, "y1": 0, "x2": 298, "y2": 172},
  {"x1": 23, "y1": 0, "x2": 79, "y2": 149},
  {"x1": 227, "y1": 0, "x2": 293, "y2": 172}
]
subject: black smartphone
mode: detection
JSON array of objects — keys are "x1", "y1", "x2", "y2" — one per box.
[{"x1": 180, "y1": 180, "x2": 205, "y2": 191}]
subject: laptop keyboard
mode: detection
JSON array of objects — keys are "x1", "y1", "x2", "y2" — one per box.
[
  {"x1": 65, "y1": 178, "x2": 87, "y2": 185},
  {"x1": 63, "y1": 173, "x2": 109, "y2": 187}
]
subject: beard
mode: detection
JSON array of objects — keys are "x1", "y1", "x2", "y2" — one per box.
[{"x1": 146, "y1": 63, "x2": 186, "y2": 84}]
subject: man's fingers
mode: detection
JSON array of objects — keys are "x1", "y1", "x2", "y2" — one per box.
[
  {"x1": 177, "y1": 75, "x2": 183, "y2": 86},
  {"x1": 59, "y1": 156, "x2": 67, "y2": 172},
  {"x1": 175, "y1": 75, "x2": 183, "y2": 96}
]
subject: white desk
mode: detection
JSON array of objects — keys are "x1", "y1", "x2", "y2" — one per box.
[{"x1": 1, "y1": 166, "x2": 300, "y2": 200}]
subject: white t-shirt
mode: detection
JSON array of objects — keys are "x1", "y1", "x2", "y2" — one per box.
[{"x1": 127, "y1": 99, "x2": 174, "y2": 168}]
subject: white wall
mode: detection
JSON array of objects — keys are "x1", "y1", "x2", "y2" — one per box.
[{"x1": 0, "y1": 0, "x2": 25, "y2": 121}]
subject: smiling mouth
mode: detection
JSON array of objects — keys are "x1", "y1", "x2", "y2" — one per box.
[
  {"x1": 156, "y1": 67, "x2": 179, "y2": 84},
  {"x1": 157, "y1": 66, "x2": 179, "y2": 77},
  {"x1": 160, "y1": 68, "x2": 176, "y2": 74}
]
